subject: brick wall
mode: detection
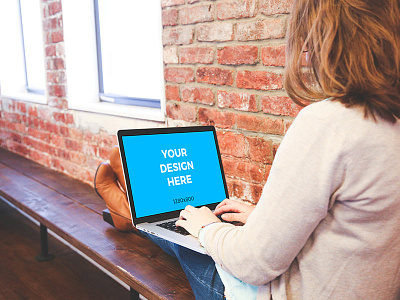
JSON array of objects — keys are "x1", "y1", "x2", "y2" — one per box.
[{"x1": 0, "y1": 0, "x2": 300, "y2": 204}]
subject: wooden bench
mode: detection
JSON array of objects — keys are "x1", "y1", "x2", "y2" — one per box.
[{"x1": 0, "y1": 148, "x2": 194, "y2": 300}]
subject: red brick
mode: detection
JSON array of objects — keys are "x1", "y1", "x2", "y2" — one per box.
[
  {"x1": 217, "y1": 45, "x2": 258, "y2": 65},
  {"x1": 179, "y1": 4, "x2": 214, "y2": 25},
  {"x1": 51, "y1": 135, "x2": 65, "y2": 148},
  {"x1": 14, "y1": 123, "x2": 26, "y2": 134},
  {"x1": 48, "y1": 1, "x2": 62, "y2": 16},
  {"x1": 3, "y1": 112, "x2": 22, "y2": 123},
  {"x1": 181, "y1": 86, "x2": 214, "y2": 105},
  {"x1": 53, "y1": 112, "x2": 66, "y2": 123},
  {"x1": 217, "y1": 0, "x2": 257, "y2": 20},
  {"x1": 29, "y1": 149, "x2": 51, "y2": 167},
  {"x1": 24, "y1": 136, "x2": 55, "y2": 155},
  {"x1": 164, "y1": 47, "x2": 178, "y2": 64},
  {"x1": 48, "y1": 85, "x2": 66, "y2": 97},
  {"x1": 42, "y1": 122, "x2": 60, "y2": 134},
  {"x1": 16, "y1": 102, "x2": 26, "y2": 114},
  {"x1": 237, "y1": 70, "x2": 283, "y2": 91},
  {"x1": 236, "y1": 19, "x2": 286, "y2": 41},
  {"x1": 242, "y1": 181, "x2": 264, "y2": 203},
  {"x1": 28, "y1": 128, "x2": 51, "y2": 143},
  {"x1": 259, "y1": 0, "x2": 294, "y2": 15},
  {"x1": 261, "y1": 45, "x2": 286, "y2": 66},
  {"x1": 165, "y1": 85, "x2": 181, "y2": 101},
  {"x1": 196, "y1": 67, "x2": 234, "y2": 86},
  {"x1": 261, "y1": 95, "x2": 302, "y2": 117},
  {"x1": 161, "y1": 0, "x2": 185, "y2": 8},
  {"x1": 222, "y1": 157, "x2": 265, "y2": 183},
  {"x1": 47, "y1": 71, "x2": 66, "y2": 84},
  {"x1": 51, "y1": 30, "x2": 63, "y2": 43},
  {"x1": 166, "y1": 102, "x2": 197, "y2": 122},
  {"x1": 45, "y1": 45, "x2": 56, "y2": 57},
  {"x1": 196, "y1": 23, "x2": 234, "y2": 42},
  {"x1": 217, "y1": 90, "x2": 258, "y2": 112},
  {"x1": 28, "y1": 106, "x2": 38, "y2": 118},
  {"x1": 246, "y1": 136, "x2": 273, "y2": 163},
  {"x1": 43, "y1": 17, "x2": 60, "y2": 31},
  {"x1": 198, "y1": 107, "x2": 235, "y2": 129},
  {"x1": 54, "y1": 158, "x2": 79, "y2": 175},
  {"x1": 65, "y1": 113, "x2": 74, "y2": 125},
  {"x1": 236, "y1": 114, "x2": 285, "y2": 135},
  {"x1": 163, "y1": 27, "x2": 194, "y2": 45},
  {"x1": 226, "y1": 177, "x2": 264, "y2": 203},
  {"x1": 59, "y1": 126, "x2": 69, "y2": 137},
  {"x1": 54, "y1": 58, "x2": 65, "y2": 69},
  {"x1": 65, "y1": 138, "x2": 81, "y2": 152},
  {"x1": 68, "y1": 151, "x2": 85, "y2": 165},
  {"x1": 8, "y1": 141, "x2": 30, "y2": 157},
  {"x1": 226, "y1": 177, "x2": 243, "y2": 199},
  {"x1": 179, "y1": 47, "x2": 214, "y2": 64},
  {"x1": 216, "y1": 131, "x2": 246, "y2": 158},
  {"x1": 165, "y1": 67, "x2": 195, "y2": 83},
  {"x1": 162, "y1": 9, "x2": 178, "y2": 26},
  {"x1": 284, "y1": 119, "x2": 294, "y2": 133},
  {"x1": 10, "y1": 132, "x2": 23, "y2": 144}
]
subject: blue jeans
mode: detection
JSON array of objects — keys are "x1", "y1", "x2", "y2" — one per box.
[{"x1": 141, "y1": 232, "x2": 225, "y2": 300}]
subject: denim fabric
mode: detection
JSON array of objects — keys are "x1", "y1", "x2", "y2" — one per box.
[{"x1": 141, "y1": 231, "x2": 225, "y2": 300}]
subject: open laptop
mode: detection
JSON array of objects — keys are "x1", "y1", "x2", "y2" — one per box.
[{"x1": 117, "y1": 126, "x2": 229, "y2": 254}]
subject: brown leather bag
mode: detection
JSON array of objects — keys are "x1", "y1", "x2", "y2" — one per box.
[{"x1": 94, "y1": 146, "x2": 134, "y2": 231}]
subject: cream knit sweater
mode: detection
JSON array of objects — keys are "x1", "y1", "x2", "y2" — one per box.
[{"x1": 204, "y1": 100, "x2": 400, "y2": 299}]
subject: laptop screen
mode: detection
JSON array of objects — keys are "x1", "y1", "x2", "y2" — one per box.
[{"x1": 118, "y1": 126, "x2": 228, "y2": 221}]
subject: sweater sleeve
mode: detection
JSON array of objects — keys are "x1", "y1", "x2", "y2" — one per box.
[{"x1": 203, "y1": 104, "x2": 348, "y2": 286}]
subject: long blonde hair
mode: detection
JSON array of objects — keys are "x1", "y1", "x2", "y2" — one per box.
[{"x1": 284, "y1": 0, "x2": 400, "y2": 123}]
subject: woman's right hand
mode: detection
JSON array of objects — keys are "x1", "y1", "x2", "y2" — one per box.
[{"x1": 214, "y1": 198, "x2": 255, "y2": 224}]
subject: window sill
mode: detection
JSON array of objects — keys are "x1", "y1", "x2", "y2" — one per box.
[
  {"x1": 69, "y1": 101, "x2": 165, "y2": 123},
  {"x1": 1, "y1": 91, "x2": 46, "y2": 104}
]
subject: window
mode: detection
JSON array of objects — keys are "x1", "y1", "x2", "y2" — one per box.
[
  {"x1": 63, "y1": 0, "x2": 165, "y2": 121},
  {"x1": 94, "y1": 0, "x2": 162, "y2": 108},
  {"x1": 0, "y1": 0, "x2": 46, "y2": 102}
]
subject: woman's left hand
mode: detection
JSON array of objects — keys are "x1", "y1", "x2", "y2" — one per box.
[{"x1": 176, "y1": 205, "x2": 221, "y2": 238}]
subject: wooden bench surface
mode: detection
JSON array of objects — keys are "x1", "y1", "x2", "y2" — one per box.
[{"x1": 0, "y1": 148, "x2": 194, "y2": 300}]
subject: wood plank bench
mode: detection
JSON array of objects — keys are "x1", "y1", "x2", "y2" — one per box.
[{"x1": 0, "y1": 148, "x2": 194, "y2": 300}]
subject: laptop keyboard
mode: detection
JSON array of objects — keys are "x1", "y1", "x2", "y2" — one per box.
[{"x1": 157, "y1": 220, "x2": 190, "y2": 236}]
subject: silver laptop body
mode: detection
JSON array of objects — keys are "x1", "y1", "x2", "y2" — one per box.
[{"x1": 117, "y1": 126, "x2": 229, "y2": 254}]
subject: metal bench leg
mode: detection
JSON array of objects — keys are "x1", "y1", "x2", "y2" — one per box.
[
  {"x1": 35, "y1": 223, "x2": 55, "y2": 262},
  {"x1": 130, "y1": 287, "x2": 139, "y2": 300}
]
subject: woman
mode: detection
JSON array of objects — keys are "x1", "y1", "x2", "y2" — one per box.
[{"x1": 95, "y1": 0, "x2": 400, "y2": 298}]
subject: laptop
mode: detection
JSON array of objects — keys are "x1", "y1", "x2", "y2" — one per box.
[{"x1": 117, "y1": 126, "x2": 229, "y2": 254}]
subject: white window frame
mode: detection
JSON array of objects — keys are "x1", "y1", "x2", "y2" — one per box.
[
  {"x1": 0, "y1": 0, "x2": 46, "y2": 104},
  {"x1": 62, "y1": 0, "x2": 166, "y2": 122}
]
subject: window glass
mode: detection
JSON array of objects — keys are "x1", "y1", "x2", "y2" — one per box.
[
  {"x1": 19, "y1": 0, "x2": 45, "y2": 94},
  {"x1": 95, "y1": 0, "x2": 163, "y2": 108}
]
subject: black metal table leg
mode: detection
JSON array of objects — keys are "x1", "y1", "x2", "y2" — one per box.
[
  {"x1": 35, "y1": 223, "x2": 55, "y2": 262},
  {"x1": 130, "y1": 287, "x2": 140, "y2": 300}
]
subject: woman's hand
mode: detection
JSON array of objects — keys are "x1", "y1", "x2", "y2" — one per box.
[
  {"x1": 214, "y1": 198, "x2": 255, "y2": 224},
  {"x1": 176, "y1": 205, "x2": 221, "y2": 238}
]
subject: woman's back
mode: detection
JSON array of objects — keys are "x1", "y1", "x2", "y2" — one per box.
[{"x1": 282, "y1": 100, "x2": 400, "y2": 299}]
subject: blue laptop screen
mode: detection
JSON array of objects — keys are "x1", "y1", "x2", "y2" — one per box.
[{"x1": 121, "y1": 130, "x2": 227, "y2": 218}]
